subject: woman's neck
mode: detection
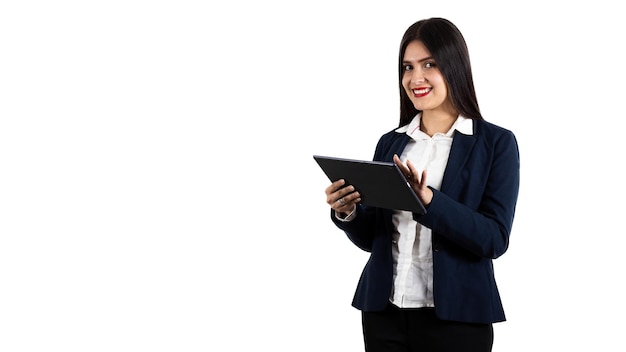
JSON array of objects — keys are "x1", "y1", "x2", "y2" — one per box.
[{"x1": 420, "y1": 110, "x2": 458, "y2": 137}]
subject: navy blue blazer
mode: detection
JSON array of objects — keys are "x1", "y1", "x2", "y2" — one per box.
[{"x1": 331, "y1": 118, "x2": 520, "y2": 324}]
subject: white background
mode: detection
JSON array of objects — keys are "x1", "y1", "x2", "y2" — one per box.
[{"x1": 1, "y1": 1, "x2": 625, "y2": 351}]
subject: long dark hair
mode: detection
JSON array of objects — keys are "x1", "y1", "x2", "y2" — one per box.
[{"x1": 398, "y1": 18, "x2": 483, "y2": 126}]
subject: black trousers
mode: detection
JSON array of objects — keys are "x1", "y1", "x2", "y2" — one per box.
[{"x1": 362, "y1": 303, "x2": 493, "y2": 352}]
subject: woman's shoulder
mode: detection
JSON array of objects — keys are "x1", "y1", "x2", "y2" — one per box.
[
  {"x1": 474, "y1": 118, "x2": 516, "y2": 139},
  {"x1": 473, "y1": 119, "x2": 519, "y2": 156}
]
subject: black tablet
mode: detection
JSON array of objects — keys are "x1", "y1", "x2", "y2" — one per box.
[{"x1": 313, "y1": 155, "x2": 426, "y2": 214}]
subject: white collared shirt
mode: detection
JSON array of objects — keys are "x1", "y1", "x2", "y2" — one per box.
[{"x1": 390, "y1": 114, "x2": 473, "y2": 308}]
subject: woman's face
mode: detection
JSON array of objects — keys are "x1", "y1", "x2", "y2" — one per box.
[{"x1": 401, "y1": 40, "x2": 454, "y2": 115}]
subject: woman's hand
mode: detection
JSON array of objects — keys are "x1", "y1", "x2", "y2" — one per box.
[
  {"x1": 393, "y1": 154, "x2": 433, "y2": 206},
  {"x1": 325, "y1": 179, "x2": 361, "y2": 215}
]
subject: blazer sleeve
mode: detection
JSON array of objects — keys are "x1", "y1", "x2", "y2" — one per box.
[
  {"x1": 415, "y1": 128, "x2": 520, "y2": 259},
  {"x1": 330, "y1": 205, "x2": 378, "y2": 252}
]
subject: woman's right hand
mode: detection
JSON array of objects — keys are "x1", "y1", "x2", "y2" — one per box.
[{"x1": 325, "y1": 179, "x2": 361, "y2": 215}]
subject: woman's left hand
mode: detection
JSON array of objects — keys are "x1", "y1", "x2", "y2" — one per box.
[{"x1": 393, "y1": 154, "x2": 433, "y2": 206}]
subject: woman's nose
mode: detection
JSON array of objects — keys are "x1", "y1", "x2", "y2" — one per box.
[{"x1": 411, "y1": 71, "x2": 425, "y2": 85}]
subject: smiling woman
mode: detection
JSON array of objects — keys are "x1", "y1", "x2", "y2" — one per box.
[{"x1": 322, "y1": 17, "x2": 520, "y2": 352}]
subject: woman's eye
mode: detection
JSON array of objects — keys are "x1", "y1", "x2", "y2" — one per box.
[
  {"x1": 424, "y1": 62, "x2": 436, "y2": 69},
  {"x1": 403, "y1": 64, "x2": 413, "y2": 71}
]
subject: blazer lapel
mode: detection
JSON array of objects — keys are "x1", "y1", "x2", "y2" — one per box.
[
  {"x1": 381, "y1": 134, "x2": 411, "y2": 162},
  {"x1": 440, "y1": 130, "x2": 476, "y2": 192}
]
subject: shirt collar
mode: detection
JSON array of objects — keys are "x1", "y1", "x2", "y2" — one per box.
[{"x1": 395, "y1": 113, "x2": 473, "y2": 139}]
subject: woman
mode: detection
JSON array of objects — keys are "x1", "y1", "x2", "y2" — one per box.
[{"x1": 325, "y1": 18, "x2": 520, "y2": 352}]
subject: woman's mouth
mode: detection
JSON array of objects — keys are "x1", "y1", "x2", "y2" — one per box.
[{"x1": 412, "y1": 87, "x2": 431, "y2": 97}]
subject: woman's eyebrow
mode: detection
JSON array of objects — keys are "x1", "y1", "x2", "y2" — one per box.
[{"x1": 403, "y1": 56, "x2": 434, "y2": 63}]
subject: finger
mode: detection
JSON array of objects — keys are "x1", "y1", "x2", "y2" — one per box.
[
  {"x1": 332, "y1": 197, "x2": 348, "y2": 211},
  {"x1": 339, "y1": 185, "x2": 355, "y2": 197},
  {"x1": 406, "y1": 160, "x2": 420, "y2": 182},
  {"x1": 340, "y1": 191, "x2": 360, "y2": 205},
  {"x1": 327, "y1": 184, "x2": 356, "y2": 206},
  {"x1": 332, "y1": 188, "x2": 361, "y2": 207},
  {"x1": 325, "y1": 179, "x2": 346, "y2": 196},
  {"x1": 325, "y1": 180, "x2": 347, "y2": 204},
  {"x1": 419, "y1": 169, "x2": 428, "y2": 189},
  {"x1": 393, "y1": 154, "x2": 410, "y2": 177},
  {"x1": 393, "y1": 154, "x2": 404, "y2": 171},
  {"x1": 335, "y1": 183, "x2": 355, "y2": 196}
]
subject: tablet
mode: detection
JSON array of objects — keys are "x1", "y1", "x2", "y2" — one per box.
[{"x1": 313, "y1": 155, "x2": 426, "y2": 214}]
